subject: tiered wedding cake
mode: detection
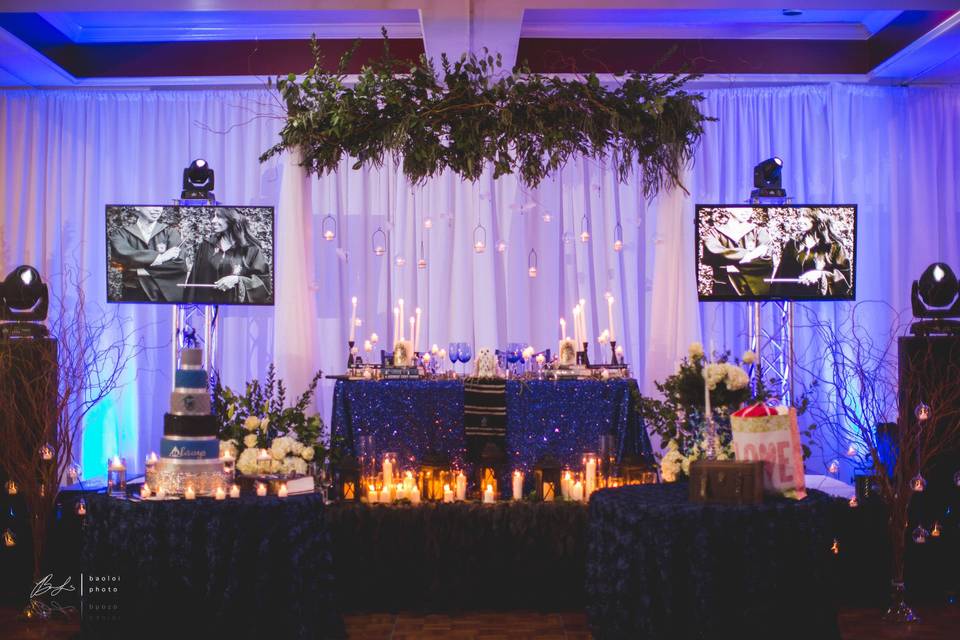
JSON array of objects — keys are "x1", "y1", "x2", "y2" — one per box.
[{"x1": 149, "y1": 347, "x2": 227, "y2": 495}]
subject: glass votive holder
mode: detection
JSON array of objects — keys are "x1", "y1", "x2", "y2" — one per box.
[
  {"x1": 222, "y1": 452, "x2": 236, "y2": 479},
  {"x1": 107, "y1": 456, "x2": 127, "y2": 497}
]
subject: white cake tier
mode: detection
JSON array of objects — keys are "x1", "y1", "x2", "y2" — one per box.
[{"x1": 169, "y1": 389, "x2": 212, "y2": 415}]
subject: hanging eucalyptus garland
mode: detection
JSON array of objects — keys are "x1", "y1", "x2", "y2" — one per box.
[{"x1": 262, "y1": 31, "x2": 711, "y2": 196}]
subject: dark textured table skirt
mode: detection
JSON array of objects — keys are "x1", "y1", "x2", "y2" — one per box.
[
  {"x1": 331, "y1": 378, "x2": 652, "y2": 487},
  {"x1": 80, "y1": 493, "x2": 344, "y2": 639},
  {"x1": 327, "y1": 500, "x2": 588, "y2": 612},
  {"x1": 586, "y1": 483, "x2": 840, "y2": 640}
]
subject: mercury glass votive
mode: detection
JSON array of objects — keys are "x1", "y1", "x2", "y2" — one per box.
[{"x1": 107, "y1": 456, "x2": 127, "y2": 497}]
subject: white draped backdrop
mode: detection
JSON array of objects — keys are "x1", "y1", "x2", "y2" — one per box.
[{"x1": 1, "y1": 84, "x2": 958, "y2": 477}]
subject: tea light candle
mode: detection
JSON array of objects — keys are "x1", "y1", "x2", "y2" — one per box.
[
  {"x1": 256, "y1": 482, "x2": 267, "y2": 497},
  {"x1": 483, "y1": 483, "x2": 495, "y2": 504},
  {"x1": 512, "y1": 471, "x2": 523, "y2": 501},
  {"x1": 229, "y1": 484, "x2": 240, "y2": 499},
  {"x1": 145, "y1": 452, "x2": 159, "y2": 471},
  {"x1": 409, "y1": 485, "x2": 421, "y2": 504},
  {"x1": 107, "y1": 455, "x2": 127, "y2": 497},
  {"x1": 368, "y1": 484, "x2": 378, "y2": 503},
  {"x1": 455, "y1": 471, "x2": 467, "y2": 501},
  {"x1": 108, "y1": 456, "x2": 125, "y2": 471},
  {"x1": 277, "y1": 483, "x2": 288, "y2": 498},
  {"x1": 443, "y1": 484, "x2": 454, "y2": 503},
  {"x1": 215, "y1": 486, "x2": 226, "y2": 500},
  {"x1": 184, "y1": 485, "x2": 196, "y2": 500},
  {"x1": 140, "y1": 484, "x2": 151, "y2": 499},
  {"x1": 379, "y1": 485, "x2": 392, "y2": 503}
]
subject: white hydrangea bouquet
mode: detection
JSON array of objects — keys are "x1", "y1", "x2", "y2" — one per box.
[
  {"x1": 640, "y1": 342, "x2": 765, "y2": 481},
  {"x1": 212, "y1": 366, "x2": 328, "y2": 477}
]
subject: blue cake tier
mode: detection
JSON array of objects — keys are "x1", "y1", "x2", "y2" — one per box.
[
  {"x1": 174, "y1": 369, "x2": 208, "y2": 389},
  {"x1": 160, "y1": 436, "x2": 220, "y2": 460}
]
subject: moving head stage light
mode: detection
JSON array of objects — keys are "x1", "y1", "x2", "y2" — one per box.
[
  {"x1": 751, "y1": 157, "x2": 785, "y2": 199},
  {"x1": 181, "y1": 159, "x2": 215, "y2": 200},
  {"x1": 0, "y1": 265, "x2": 49, "y2": 338},
  {"x1": 911, "y1": 262, "x2": 960, "y2": 335}
]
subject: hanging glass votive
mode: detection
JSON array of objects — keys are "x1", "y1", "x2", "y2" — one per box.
[
  {"x1": 395, "y1": 254, "x2": 406, "y2": 267},
  {"x1": 496, "y1": 240, "x2": 507, "y2": 253},
  {"x1": 418, "y1": 240, "x2": 427, "y2": 269},
  {"x1": 528, "y1": 248, "x2": 538, "y2": 278},
  {"x1": 911, "y1": 474, "x2": 927, "y2": 492},
  {"x1": 915, "y1": 402, "x2": 931, "y2": 422},
  {"x1": 321, "y1": 214, "x2": 337, "y2": 241},
  {"x1": 474, "y1": 224, "x2": 487, "y2": 253},
  {"x1": 613, "y1": 221, "x2": 623, "y2": 252},
  {"x1": 372, "y1": 227, "x2": 386, "y2": 256},
  {"x1": 542, "y1": 211, "x2": 552, "y2": 223},
  {"x1": 580, "y1": 214, "x2": 590, "y2": 243},
  {"x1": 423, "y1": 217, "x2": 433, "y2": 229}
]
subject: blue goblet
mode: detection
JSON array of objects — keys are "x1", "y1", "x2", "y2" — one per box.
[
  {"x1": 459, "y1": 344, "x2": 473, "y2": 376},
  {"x1": 449, "y1": 343, "x2": 460, "y2": 377}
]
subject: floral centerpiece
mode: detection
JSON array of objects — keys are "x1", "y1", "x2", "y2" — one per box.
[
  {"x1": 212, "y1": 366, "x2": 327, "y2": 477},
  {"x1": 640, "y1": 343, "x2": 761, "y2": 481}
]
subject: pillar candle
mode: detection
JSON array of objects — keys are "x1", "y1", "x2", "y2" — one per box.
[
  {"x1": 606, "y1": 294, "x2": 616, "y2": 342},
  {"x1": 409, "y1": 317, "x2": 415, "y2": 353},
  {"x1": 579, "y1": 298, "x2": 587, "y2": 344},
  {"x1": 409, "y1": 485, "x2": 421, "y2": 504},
  {"x1": 229, "y1": 484, "x2": 241, "y2": 499},
  {"x1": 456, "y1": 471, "x2": 467, "y2": 501},
  {"x1": 585, "y1": 456, "x2": 597, "y2": 499},
  {"x1": 368, "y1": 484, "x2": 378, "y2": 503},
  {"x1": 395, "y1": 485, "x2": 406, "y2": 501},
  {"x1": 215, "y1": 486, "x2": 226, "y2": 500},
  {"x1": 184, "y1": 485, "x2": 196, "y2": 500},
  {"x1": 140, "y1": 484, "x2": 151, "y2": 499},
  {"x1": 349, "y1": 296, "x2": 358, "y2": 342},
  {"x1": 398, "y1": 299, "x2": 405, "y2": 340},
  {"x1": 403, "y1": 471, "x2": 415, "y2": 492},
  {"x1": 443, "y1": 484, "x2": 454, "y2": 503},
  {"x1": 256, "y1": 483, "x2": 267, "y2": 497},
  {"x1": 572, "y1": 306, "x2": 580, "y2": 345},
  {"x1": 561, "y1": 471, "x2": 572, "y2": 500},
  {"x1": 383, "y1": 457, "x2": 394, "y2": 490},
  {"x1": 560, "y1": 317, "x2": 566, "y2": 341},
  {"x1": 379, "y1": 486, "x2": 392, "y2": 503},
  {"x1": 393, "y1": 307, "x2": 400, "y2": 343},
  {"x1": 512, "y1": 471, "x2": 523, "y2": 501},
  {"x1": 572, "y1": 481, "x2": 584, "y2": 502},
  {"x1": 483, "y1": 484, "x2": 495, "y2": 504},
  {"x1": 278, "y1": 483, "x2": 288, "y2": 498},
  {"x1": 145, "y1": 452, "x2": 158, "y2": 472},
  {"x1": 414, "y1": 307, "x2": 422, "y2": 354}
]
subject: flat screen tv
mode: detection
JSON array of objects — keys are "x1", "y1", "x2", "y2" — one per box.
[
  {"x1": 695, "y1": 205, "x2": 856, "y2": 301},
  {"x1": 106, "y1": 205, "x2": 275, "y2": 306}
]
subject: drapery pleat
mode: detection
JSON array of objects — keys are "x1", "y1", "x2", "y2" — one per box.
[{"x1": 1, "y1": 84, "x2": 958, "y2": 475}]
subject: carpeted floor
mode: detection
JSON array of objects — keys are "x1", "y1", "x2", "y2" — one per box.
[{"x1": 2, "y1": 607, "x2": 959, "y2": 639}]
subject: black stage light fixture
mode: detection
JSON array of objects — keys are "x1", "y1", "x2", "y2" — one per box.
[
  {"x1": 181, "y1": 158, "x2": 215, "y2": 200},
  {"x1": 0, "y1": 265, "x2": 50, "y2": 337},
  {"x1": 911, "y1": 262, "x2": 960, "y2": 335},
  {"x1": 751, "y1": 156, "x2": 786, "y2": 198}
]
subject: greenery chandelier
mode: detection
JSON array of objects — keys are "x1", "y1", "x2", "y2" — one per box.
[{"x1": 262, "y1": 31, "x2": 711, "y2": 197}]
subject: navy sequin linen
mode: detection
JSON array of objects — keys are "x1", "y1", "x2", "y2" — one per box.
[
  {"x1": 586, "y1": 483, "x2": 840, "y2": 640},
  {"x1": 331, "y1": 378, "x2": 652, "y2": 492},
  {"x1": 80, "y1": 493, "x2": 344, "y2": 639}
]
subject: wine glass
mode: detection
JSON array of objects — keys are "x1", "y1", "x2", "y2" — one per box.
[
  {"x1": 459, "y1": 343, "x2": 473, "y2": 376},
  {"x1": 449, "y1": 343, "x2": 460, "y2": 377}
]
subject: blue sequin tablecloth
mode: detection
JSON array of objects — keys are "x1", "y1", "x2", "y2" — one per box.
[
  {"x1": 586, "y1": 483, "x2": 840, "y2": 640},
  {"x1": 331, "y1": 378, "x2": 652, "y2": 474}
]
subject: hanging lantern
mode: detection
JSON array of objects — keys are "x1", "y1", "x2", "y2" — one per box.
[
  {"x1": 418, "y1": 450, "x2": 452, "y2": 502},
  {"x1": 542, "y1": 212, "x2": 552, "y2": 223},
  {"x1": 474, "y1": 223, "x2": 487, "y2": 253},
  {"x1": 5, "y1": 480, "x2": 16, "y2": 496},
  {"x1": 40, "y1": 443, "x2": 54, "y2": 461},
  {"x1": 418, "y1": 240, "x2": 427, "y2": 269},
  {"x1": 321, "y1": 214, "x2": 337, "y2": 241},
  {"x1": 613, "y1": 221, "x2": 623, "y2": 252},
  {"x1": 534, "y1": 454, "x2": 561, "y2": 501},
  {"x1": 75, "y1": 498, "x2": 87, "y2": 517},
  {"x1": 911, "y1": 474, "x2": 927, "y2": 492},
  {"x1": 931, "y1": 521, "x2": 942, "y2": 537},
  {"x1": 66, "y1": 463, "x2": 82, "y2": 485},
  {"x1": 475, "y1": 442, "x2": 506, "y2": 499},
  {"x1": 580, "y1": 214, "x2": 590, "y2": 243},
  {"x1": 395, "y1": 254, "x2": 406, "y2": 268},
  {"x1": 912, "y1": 525, "x2": 928, "y2": 544},
  {"x1": 423, "y1": 217, "x2": 433, "y2": 229},
  {"x1": 496, "y1": 240, "x2": 507, "y2": 253},
  {"x1": 830, "y1": 538, "x2": 840, "y2": 555},
  {"x1": 828, "y1": 459, "x2": 840, "y2": 475},
  {"x1": 3, "y1": 529, "x2": 14, "y2": 547},
  {"x1": 528, "y1": 248, "x2": 538, "y2": 278},
  {"x1": 372, "y1": 227, "x2": 387, "y2": 256},
  {"x1": 914, "y1": 403, "x2": 931, "y2": 422},
  {"x1": 620, "y1": 453, "x2": 658, "y2": 485},
  {"x1": 335, "y1": 455, "x2": 360, "y2": 501}
]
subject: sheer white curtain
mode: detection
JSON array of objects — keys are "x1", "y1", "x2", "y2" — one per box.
[{"x1": 1, "y1": 84, "x2": 958, "y2": 476}]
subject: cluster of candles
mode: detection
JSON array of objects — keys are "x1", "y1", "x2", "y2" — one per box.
[{"x1": 560, "y1": 294, "x2": 622, "y2": 359}]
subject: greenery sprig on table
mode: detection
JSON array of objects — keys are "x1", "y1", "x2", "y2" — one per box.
[
  {"x1": 213, "y1": 366, "x2": 329, "y2": 476},
  {"x1": 261, "y1": 30, "x2": 711, "y2": 194}
]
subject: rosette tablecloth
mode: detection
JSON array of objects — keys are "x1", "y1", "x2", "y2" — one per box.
[
  {"x1": 80, "y1": 492, "x2": 343, "y2": 639},
  {"x1": 331, "y1": 378, "x2": 652, "y2": 475},
  {"x1": 586, "y1": 483, "x2": 839, "y2": 640}
]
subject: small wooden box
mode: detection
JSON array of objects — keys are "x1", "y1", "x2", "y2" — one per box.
[{"x1": 689, "y1": 460, "x2": 764, "y2": 505}]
